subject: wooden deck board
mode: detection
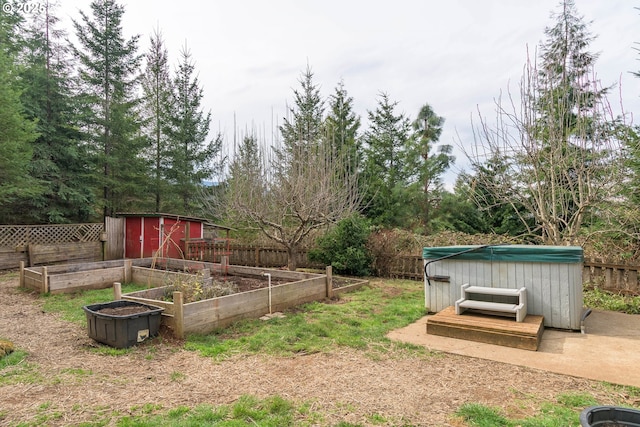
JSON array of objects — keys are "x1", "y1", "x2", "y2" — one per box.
[{"x1": 426, "y1": 306, "x2": 544, "y2": 351}]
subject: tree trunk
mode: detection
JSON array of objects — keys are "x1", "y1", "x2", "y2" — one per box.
[{"x1": 286, "y1": 246, "x2": 298, "y2": 271}]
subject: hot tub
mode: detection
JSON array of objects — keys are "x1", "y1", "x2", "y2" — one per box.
[{"x1": 423, "y1": 245, "x2": 584, "y2": 330}]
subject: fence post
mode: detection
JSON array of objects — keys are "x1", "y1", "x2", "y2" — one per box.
[
  {"x1": 326, "y1": 265, "x2": 333, "y2": 299},
  {"x1": 221, "y1": 255, "x2": 228, "y2": 275},
  {"x1": 19, "y1": 261, "x2": 24, "y2": 287},
  {"x1": 113, "y1": 282, "x2": 122, "y2": 300},
  {"x1": 173, "y1": 291, "x2": 184, "y2": 339},
  {"x1": 42, "y1": 266, "x2": 48, "y2": 293},
  {"x1": 124, "y1": 259, "x2": 132, "y2": 283},
  {"x1": 582, "y1": 263, "x2": 591, "y2": 285},
  {"x1": 629, "y1": 269, "x2": 638, "y2": 292}
]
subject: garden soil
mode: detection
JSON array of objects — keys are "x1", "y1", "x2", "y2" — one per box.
[{"x1": 0, "y1": 274, "x2": 635, "y2": 427}]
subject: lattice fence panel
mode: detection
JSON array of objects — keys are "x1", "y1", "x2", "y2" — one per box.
[{"x1": 0, "y1": 223, "x2": 103, "y2": 247}]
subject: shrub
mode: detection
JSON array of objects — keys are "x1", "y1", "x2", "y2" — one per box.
[
  {"x1": 163, "y1": 273, "x2": 238, "y2": 303},
  {"x1": 309, "y1": 215, "x2": 372, "y2": 276}
]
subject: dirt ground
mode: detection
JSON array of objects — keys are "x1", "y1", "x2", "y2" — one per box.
[{"x1": 0, "y1": 273, "x2": 629, "y2": 427}]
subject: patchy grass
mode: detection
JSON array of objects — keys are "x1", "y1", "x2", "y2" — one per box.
[
  {"x1": 185, "y1": 279, "x2": 430, "y2": 359},
  {"x1": 584, "y1": 285, "x2": 640, "y2": 314},
  {"x1": 40, "y1": 282, "x2": 150, "y2": 325},
  {"x1": 0, "y1": 348, "x2": 41, "y2": 386},
  {"x1": 454, "y1": 391, "x2": 640, "y2": 427},
  {"x1": 101, "y1": 395, "x2": 323, "y2": 427}
]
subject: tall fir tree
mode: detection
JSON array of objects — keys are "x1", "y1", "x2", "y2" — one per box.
[
  {"x1": 19, "y1": 1, "x2": 94, "y2": 223},
  {"x1": 279, "y1": 64, "x2": 325, "y2": 156},
  {"x1": 529, "y1": 0, "x2": 615, "y2": 243},
  {"x1": 225, "y1": 133, "x2": 264, "y2": 227},
  {"x1": 0, "y1": 10, "x2": 39, "y2": 224},
  {"x1": 72, "y1": 0, "x2": 146, "y2": 217},
  {"x1": 361, "y1": 92, "x2": 411, "y2": 228},
  {"x1": 166, "y1": 44, "x2": 222, "y2": 214},
  {"x1": 325, "y1": 79, "x2": 361, "y2": 177},
  {"x1": 465, "y1": 0, "x2": 622, "y2": 244},
  {"x1": 405, "y1": 103, "x2": 453, "y2": 233},
  {"x1": 140, "y1": 27, "x2": 173, "y2": 212},
  {"x1": 535, "y1": 0, "x2": 602, "y2": 131}
]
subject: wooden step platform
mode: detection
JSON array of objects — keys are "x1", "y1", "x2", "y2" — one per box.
[{"x1": 426, "y1": 306, "x2": 544, "y2": 351}]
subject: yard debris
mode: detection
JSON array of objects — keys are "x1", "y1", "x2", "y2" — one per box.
[{"x1": 259, "y1": 312, "x2": 286, "y2": 321}]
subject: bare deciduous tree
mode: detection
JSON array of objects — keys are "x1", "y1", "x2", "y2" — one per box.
[{"x1": 223, "y1": 134, "x2": 361, "y2": 270}]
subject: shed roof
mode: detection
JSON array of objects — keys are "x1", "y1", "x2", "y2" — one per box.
[{"x1": 115, "y1": 212, "x2": 232, "y2": 230}]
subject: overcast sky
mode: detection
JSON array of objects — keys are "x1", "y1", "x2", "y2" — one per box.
[{"x1": 55, "y1": 0, "x2": 640, "y2": 187}]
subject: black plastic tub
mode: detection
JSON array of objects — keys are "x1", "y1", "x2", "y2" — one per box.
[
  {"x1": 83, "y1": 300, "x2": 164, "y2": 349},
  {"x1": 580, "y1": 406, "x2": 640, "y2": 426}
]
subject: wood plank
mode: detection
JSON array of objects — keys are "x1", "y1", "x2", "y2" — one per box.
[
  {"x1": 457, "y1": 300, "x2": 519, "y2": 312},
  {"x1": 426, "y1": 306, "x2": 544, "y2": 351},
  {"x1": 47, "y1": 267, "x2": 125, "y2": 294},
  {"x1": 28, "y1": 242, "x2": 102, "y2": 266},
  {"x1": 22, "y1": 269, "x2": 43, "y2": 291},
  {"x1": 464, "y1": 286, "x2": 523, "y2": 296}
]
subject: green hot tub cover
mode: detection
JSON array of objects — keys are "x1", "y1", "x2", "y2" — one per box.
[{"x1": 422, "y1": 244, "x2": 583, "y2": 264}]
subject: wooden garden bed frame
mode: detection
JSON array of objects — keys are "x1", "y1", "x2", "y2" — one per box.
[
  {"x1": 19, "y1": 258, "x2": 217, "y2": 294},
  {"x1": 119, "y1": 264, "x2": 368, "y2": 338},
  {"x1": 19, "y1": 257, "x2": 368, "y2": 339}
]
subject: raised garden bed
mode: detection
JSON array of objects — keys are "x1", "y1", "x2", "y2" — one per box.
[
  {"x1": 20, "y1": 259, "x2": 145, "y2": 294},
  {"x1": 121, "y1": 264, "x2": 368, "y2": 338},
  {"x1": 19, "y1": 257, "x2": 368, "y2": 339},
  {"x1": 20, "y1": 258, "x2": 215, "y2": 294}
]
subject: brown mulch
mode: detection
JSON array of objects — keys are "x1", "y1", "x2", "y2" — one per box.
[{"x1": 0, "y1": 273, "x2": 627, "y2": 427}]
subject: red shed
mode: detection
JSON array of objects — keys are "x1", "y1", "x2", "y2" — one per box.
[{"x1": 118, "y1": 213, "x2": 213, "y2": 259}]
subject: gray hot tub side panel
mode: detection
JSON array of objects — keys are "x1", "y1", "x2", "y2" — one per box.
[{"x1": 423, "y1": 245, "x2": 584, "y2": 330}]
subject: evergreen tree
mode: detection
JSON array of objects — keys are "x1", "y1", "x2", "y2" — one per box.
[
  {"x1": 140, "y1": 27, "x2": 173, "y2": 212},
  {"x1": 466, "y1": 0, "x2": 622, "y2": 245},
  {"x1": 225, "y1": 133, "x2": 264, "y2": 227},
  {"x1": 535, "y1": 0, "x2": 601, "y2": 131},
  {"x1": 279, "y1": 64, "x2": 324, "y2": 156},
  {"x1": 231, "y1": 133, "x2": 262, "y2": 177},
  {"x1": 463, "y1": 153, "x2": 535, "y2": 237},
  {"x1": 527, "y1": 0, "x2": 616, "y2": 243},
  {"x1": 72, "y1": 0, "x2": 146, "y2": 217},
  {"x1": 361, "y1": 92, "x2": 411, "y2": 228},
  {"x1": 166, "y1": 44, "x2": 222, "y2": 213},
  {"x1": 434, "y1": 188, "x2": 489, "y2": 235},
  {"x1": 0, "y1": 10, "x2": 39, "y2": 224},
  {"x1": 19, "y1": 1, "x2": 93, "y2": 223},
  {"x1": 325, "y1": 79, "x2": 361, "y2": 176},
  {"x1": 405, "y1": 103, "x2": 454, "y2": 233}
]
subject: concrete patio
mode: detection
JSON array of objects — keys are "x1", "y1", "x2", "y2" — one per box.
[{"x1": 387, "y1": 309, "x2": 640, "y2": 388}]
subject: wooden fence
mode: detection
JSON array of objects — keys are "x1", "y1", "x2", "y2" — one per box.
[
  {"x1": 582, "y1": 258, "x2": 640, "y2": 294},
  {"x1": 0, "y1": 223, "x2": 105, "y2": 269},
  {"x1": 186, "y1": 242, "x2": 323, "y2": 270},
  {"x1": 4, "y1": 225, "x2": 640, "y2": 295}
]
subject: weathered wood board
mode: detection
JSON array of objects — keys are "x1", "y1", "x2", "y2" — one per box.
[
  {"x1": 47, "y1": 267, "x2": 125, "y2": 294},
  {"x1": 426, "y1": 306, "x2": 544, "y2": 351},
  {"x1": 28, "y1": 242, "x2": 102, "y2": 266}
]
